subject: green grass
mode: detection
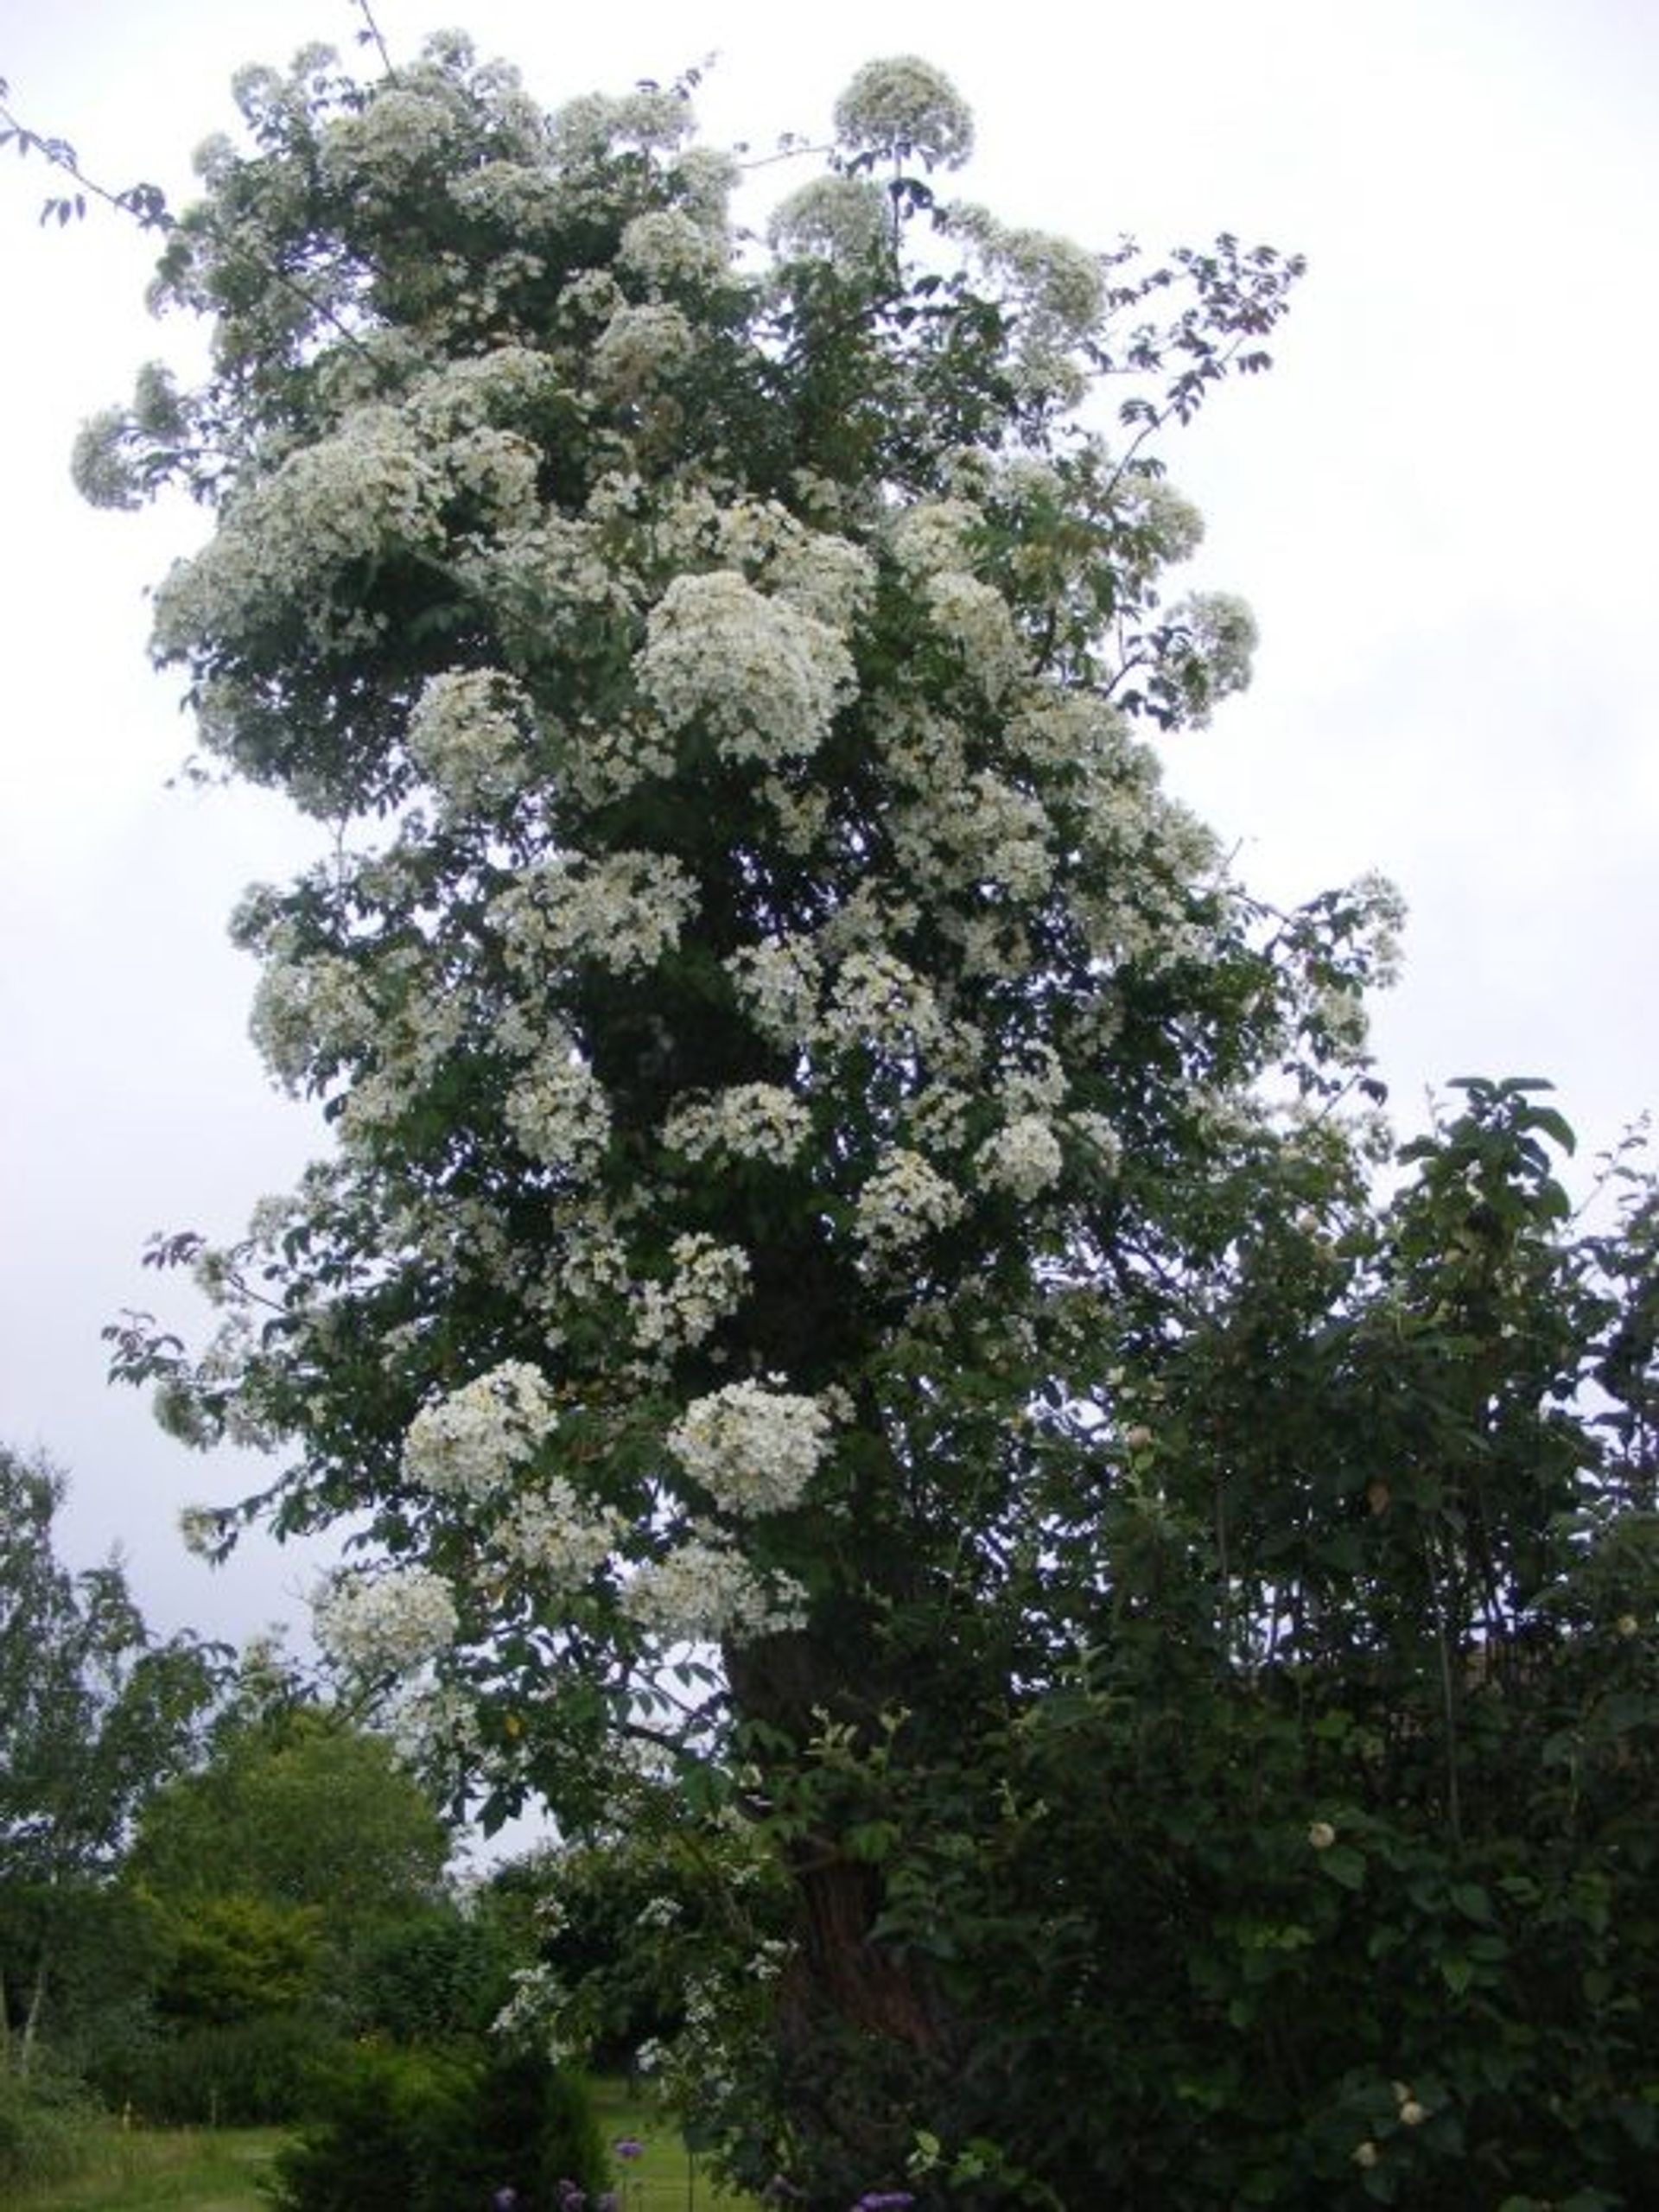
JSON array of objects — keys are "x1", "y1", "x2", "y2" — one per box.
[
  {"x1": 591, "y1": 2078, "x2": 761, "y2": 2209},
  {"x1": 6, "y1": 2091, "x2": 760, "y2": 2212},
  {"x1": 6, "y1": 2124, "x2": 286, "y2": 2212}
]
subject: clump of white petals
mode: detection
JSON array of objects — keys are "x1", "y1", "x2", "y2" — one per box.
[
  {"x1": 489, "y1": 1477, "x2": 625, "y2": 1587},
  {"x1": 505, "y1": 1048, "x2": 611, "y2": 1173},
  {"x1": 833, "y1": 56, "x2": 975, "y2": 171},
  {"x1": 619, "y1": 208, "x2": 727, "y2": 291},
  {"x1": 769, "y1": 175, "x2": 891, "y2": 267},
  {"x1": 666, "y1": 1378, "x2": 833, "y2": 1514},
  {"x1": 663, "y1": 1084, "x2": 811, "y2": 1166},
  {"x1": 976, "y1": 1114, "x2": 1065, "y2": 1200},
  {"x1": 315, "y1": 1565, "x2": 459, "y2": 1675},
  {"x1": 249, "y1": 950, "x2": 374, "y2": 1091},
  {"x1": 407, "y1": 668, "x2": 535, "y2": 812},
  {"x1": 592, "y1": 303, "x2": 696, "y2": 399},
  {"x1": 623, "y1": 1533, "x2": 807, "y2": 1645},
  {"x1": 726, "y1": 935, "x2": 823, "y2": 1047},
  {"x1": 633, "y1": 1234, "x2": 752, "y2": 1354},
  {"x1": 493, "y1": 850, "x2": 699, "y2": 978},
  {"x1": 854, "y1": 1147, "x2": 968, "y2": 1261},
  {"x1": 638, "y1": 571, "x2": 855, "y2": 766},
  {"x1": 404, "y1": 1360, "x2": 558, "y2": 1501},
  {"x1": 887, "y1": 499, "x2": 984, "y2": 578},
  {"x1": 924, "y1": 569, "x2": 1025, "y2": 696}
]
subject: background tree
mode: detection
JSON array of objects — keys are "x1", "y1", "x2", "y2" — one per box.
[
  {"x1": 107, "y1": 1695, "x2": 459, "y2": 2122},
  {"x1": 79, "y1": 28, "x2": 1658, "y2": 2209},
  {"x1": 0, "y1": 1445, "x2": 218, "y2": 2076}
]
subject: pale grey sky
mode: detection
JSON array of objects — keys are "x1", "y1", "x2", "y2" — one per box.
[{"x1": 3, "y1": 0, "x2": 1656, "y2": 1646}]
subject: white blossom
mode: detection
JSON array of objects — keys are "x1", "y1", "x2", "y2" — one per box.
[
  {"x1": 493, "y1": 850, "x2": 699, "y2": 979},
  {"x1": 623, "y1": 1532, "x2": 808, "y2": 1643},
  {"x1": 489, "y1": 1478, "x2": 624, "y2": 1586},
  {"x1": 633, "y1": 1234, "x2": 752, "y2": 1354},
  {"x1": 407, "y1": 668, "x2": 535, "y2": 811},
  {"x1": 770, "y1": 175, "x2": 891, "y2": 267},
  {"x1": 854, "y1": 1147, "x2": 968, "y2": 1261},
  {"x1": 666, "y1": 1378, "x2": 832, "y2": 1514},
  {"x1": 637, "y1": 571, "x2": 855, "y2": 766},
  {"x1": 591, "y1": 302, "x2": 696, "y2": 399},
  {"x1": 976, "y1": 1114, "x2": 1065, "y2": 1200},
  {"x1": 662, "y1": 1085, "x2": 810, "y2": 1166},
  {"x1": 726, "y1": 935, "x2": 823, "y2": 1047},
  {"x1": 314, "y1": 1565, "x2": 459, "y2": 1675},
  {"x1": 505, "y1": 1049, "x2": 611, "y2": 1173},
  {"x1": 833, "y1": 57, "x2": 975, "y2": 171},
  {"x1": 619, "y1": 208, "x2": 727, "y2": 291},
  {"x1": 404, "y1": 1360, "x2": 558, "y2": 1501}
]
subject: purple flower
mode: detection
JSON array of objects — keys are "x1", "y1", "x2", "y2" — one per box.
[
  {"x1": 853, "y1": 2195, "x2": 915, "y2": 2210},
  {"x1": 613, "y1": 2137, "x2": 645, "y2": 2162}
]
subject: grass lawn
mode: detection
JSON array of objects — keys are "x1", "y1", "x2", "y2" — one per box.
[
  {"x1": 7, "y1": 2089, "x2": 760, "y2": 2212},
  {"x1": 591, "y1": 2077, "x2": 761, "y2": 2209},
  {"x1": 7, "y1": 2124, "x2": 287, "y2": 2212}
]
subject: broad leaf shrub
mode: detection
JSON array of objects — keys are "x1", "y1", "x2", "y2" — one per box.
[{"x1": 270, "y1": 2042, "x2": 607, "y2": 2212}]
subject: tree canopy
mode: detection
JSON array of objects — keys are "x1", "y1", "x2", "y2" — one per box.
[
  {"x1": 0, "y1": 1445, "x2": 219, "y2": 2074},
  {"x1": 81, "y1": 31, "x2": 1659, "y2": 2210}
]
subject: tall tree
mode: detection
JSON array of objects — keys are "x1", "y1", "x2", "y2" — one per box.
[
  {"x1": 0, "y1": 1446, "x2": 218, "y2": 2073},
  {"x1": 80, "y1": 29, "x2": 1657, "y2": 2207}
]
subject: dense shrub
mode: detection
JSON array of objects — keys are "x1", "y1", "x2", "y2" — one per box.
[
  {"x1": 92, "y1": 2010, "x2": 346, "y2": 2125},
  {"x1": 0, "y1": 2061, "x2": 104, "y2": 2192},
  {"x1": 270, "y1": 2041, "x2": 607, "y2": 2212}
]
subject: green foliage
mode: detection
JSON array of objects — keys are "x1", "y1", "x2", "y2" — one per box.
[
  {"x1": 270, "y1": 2042, "x2": 606, "y2": 2212},
  {"x1": 0, "y1": 2059, "x2": 103, "y2": 2191},
  {"x1": 94, "y1": 2011, "x2": 346, "y2": 2127},
  {"x1": 0, "y1": 1446, "x2": 220, "y2": 2075},
  {"x1": 127, "y1": 1707, "x2": 452, "y2": 1946},
  {"x1": 346, "y1": 1903, "x2": 512, "y2": 2044},
  {"x1": 67, "y1": 22, "x2": 1659, "y2": 2210}
]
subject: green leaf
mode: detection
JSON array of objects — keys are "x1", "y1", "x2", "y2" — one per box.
[{"x1": 1316, "y1": 1846, "x2": 1366, "y2": 1891}]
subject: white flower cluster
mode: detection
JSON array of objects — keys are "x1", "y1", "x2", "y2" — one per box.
[
  {"x1": 924, "y1": 569, "x2": 1025, "y2": 696},
  {"x1": 976, "y1": 1113, "x2": 1064, "y2": 1200},
  {"x1": 249, "y1": 950, "x2": 374, "y2": 1092},
  {"x1": 725, "y1": 935, "x2": 822, "y2": 1047},
  {"x1": 319, "y1": 88, "x2": 461, "y2": 196},
  {"x1": 954, "y1": 209, "x2": 1106, "y2": 339},
  {"x1": 489, "y1": 1476, "x2": 623, "y2": 1586},
  {"x1": 662, "y1": 1084, "x2": 810, "y2": 1166},
  {"x1": 820, "y1": 949, "x2": 944, "y2": 1058},
  {"x1": 314, "y1": 1565, "x2": 459, "y2": 1675},
  {"x1": 714, "y1": 502, "x2": 876, "y2": 632},
  {"x1": 854, "y1": 1147, "x2": 968, "y2": 1262},
  {"x1": 551, "y1": 86, "x2": 693, "y2": 162},
  {"x1": 833, "y1": 56, "x2": 975, "y2": 171},
  {"x1": 633, "y1": 1234, "x2": 752, "y2": 1355},
  {"x1": 153, "y1": 408, "x2": 448, "y2": 661},
  {"x1": 637, "y1": 571, "x2": 855, "y2": 767},
  {"x1": 892, "y1": 765, "x2": 1055, "y2": 904},
  {"x1": 623, "y1": 1533, "x2": 808, "y2": 1644},
  {"x1": 619, "y1": 209, "x2": 727, "y2": 292},
  {"x1": 493, "y1": 849, "x2": 699, "y2": 978},
  {"x1": 505, "y1": 1048, "x2": 611, "y2": 1173},
  {"x1": 887, "y1": 498, "x2": 984, "y2": 578},
  {"x1": 769, "y1": 175, "x2": 891, "y2": 269},
  {"x1": 403, "y1": 1359, "x2": 558, "y2": 1501},
  {"x1": 666, "y1": 1378, "x2": 832, "y2": 1514},
  {"x1": 591, "y1": 302, "x2": 696, "y2": 400},
  {"x1": 407, "y1": 668, "x2": 534, "y2": 812}
]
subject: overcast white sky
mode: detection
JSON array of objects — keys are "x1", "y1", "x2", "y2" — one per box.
[{"x1": 3, "y1": 0, "x2": 1656, "y2": 1652}]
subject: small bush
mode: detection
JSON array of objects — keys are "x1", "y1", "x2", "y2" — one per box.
[
  {"x1": 0, "y1": 2062, "x2": 104, "y2": 2192},
  {"x1": 92, "y1": 2011, "x2": 346, "y2": 2124},
  {"x1": 270, "y1": 2042, "x2": 607, "y2": 2212}
]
